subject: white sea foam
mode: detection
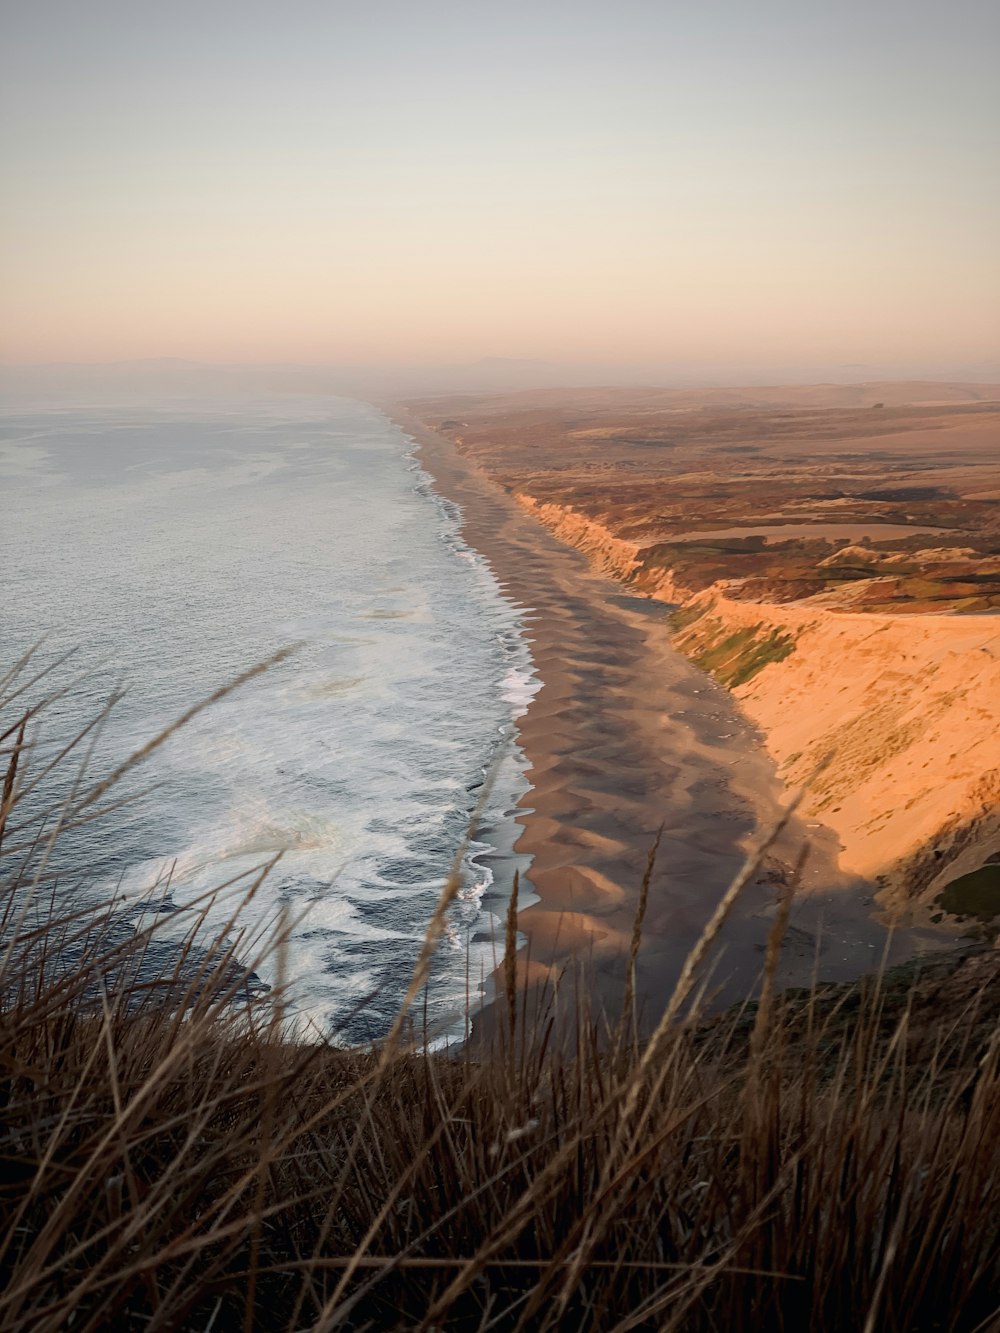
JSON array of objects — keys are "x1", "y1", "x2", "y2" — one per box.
[
  {"x1": 500, "y1": 664, "x2": 543, "y2": 716},
  {"x1": 1, "y1": 398, "x2": 538, "y2": 1044}
]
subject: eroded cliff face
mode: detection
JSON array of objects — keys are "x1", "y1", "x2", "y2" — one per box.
[
  {"x1": 513, "y1": 495, "x2": 642, "y2": 582},
  {"x1": 673, "y1": 594, "x2": 1000, "y2": 913},
  {"x1": 518, "y1": 498, "x2": 1000, "y2": 916},
  {"x1": 513, "y1": 495, "x2": 697, "y2": 603}
]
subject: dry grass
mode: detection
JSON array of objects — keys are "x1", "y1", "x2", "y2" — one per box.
[{"x1": 2, "y1": 656, "x2": 1000, "y2": 1331}]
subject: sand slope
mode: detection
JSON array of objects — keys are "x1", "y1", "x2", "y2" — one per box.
[
  {"x1": 674, "y1": 594, "x2": 1000, "y2": 909},
  {"x1": 517, "y1": 498, "x2": 1000, "y2": 917}
]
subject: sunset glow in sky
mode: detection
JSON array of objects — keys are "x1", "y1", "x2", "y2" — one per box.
[{"x1": 2, "y1": 0, "x2": 998, "y2": 373}]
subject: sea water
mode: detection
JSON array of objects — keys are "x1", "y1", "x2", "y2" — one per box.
[{"x1": 0, "y1": 397, "x2": 537, "y2": 1042}]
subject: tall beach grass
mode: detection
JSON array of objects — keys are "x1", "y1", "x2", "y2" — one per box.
[{"x1": 2, "y1": 653, "x2": 999, "y2": 1331}]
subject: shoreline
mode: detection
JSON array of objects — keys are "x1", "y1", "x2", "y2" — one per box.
[{"x1": 390, "y1": 408, "x2": 945, "y2": 1031}]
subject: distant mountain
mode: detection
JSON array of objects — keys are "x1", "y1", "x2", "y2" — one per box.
[
  {"x1": 3, "y1": 356, "x2": 998, "y2": 410},
  {"x1": 0, "y1": 357, "x2": 588, "y2": 407}
]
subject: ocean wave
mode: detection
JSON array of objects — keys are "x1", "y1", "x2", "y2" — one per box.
[{"x1": 3, "y1": 399, "x2": 539, "y2": 1047}]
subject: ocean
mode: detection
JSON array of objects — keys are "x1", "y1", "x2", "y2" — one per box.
[{"x1": 0, "y1": 396, "x2": 537, "y2": 1042}]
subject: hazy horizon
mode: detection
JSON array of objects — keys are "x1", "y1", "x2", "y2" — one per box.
[
  {"x1": 2, "y1": 1, "x2": 998, "y2": 374},
  {"x1": 4, "y1": 355, "x2": 999, "y2": 415}
]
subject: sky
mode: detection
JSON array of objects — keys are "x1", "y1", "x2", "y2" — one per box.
[{"x1": 2, "y1": 0, "x2": 998, "y2": 377}]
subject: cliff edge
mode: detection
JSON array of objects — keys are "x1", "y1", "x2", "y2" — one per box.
[{"x1": 518, "y1": 498, "x2": 1000, "y2": 920}]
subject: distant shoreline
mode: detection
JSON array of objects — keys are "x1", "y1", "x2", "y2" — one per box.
[{"x1": 386, "y1": 406, "x2": 931, "y2": 1034}]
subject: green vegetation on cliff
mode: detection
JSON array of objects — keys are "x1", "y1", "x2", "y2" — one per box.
[{"x1": 672, "y1": 612, "x2": 798, "y2": 687}]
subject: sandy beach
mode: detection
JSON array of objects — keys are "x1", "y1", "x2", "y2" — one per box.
[{"x1": 393, "y1": 410, "x2": 939, "y2": 1032}]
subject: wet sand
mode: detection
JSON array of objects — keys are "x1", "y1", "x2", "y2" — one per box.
[{"x1": 392, "y1": 410, "x2": 935, "y2": 1032}]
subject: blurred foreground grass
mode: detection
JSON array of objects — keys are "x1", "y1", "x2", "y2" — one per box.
[{"x1": 2, "y1": 651, "x2": 999, "y2": 1332}]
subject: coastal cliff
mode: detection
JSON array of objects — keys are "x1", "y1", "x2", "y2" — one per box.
[
  {"x1": 513, "y1": 496, "x2": 641, "y2": 581},
  {"x1": 514, "y1": 496, "x2": 1000, "y2": 917}
]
